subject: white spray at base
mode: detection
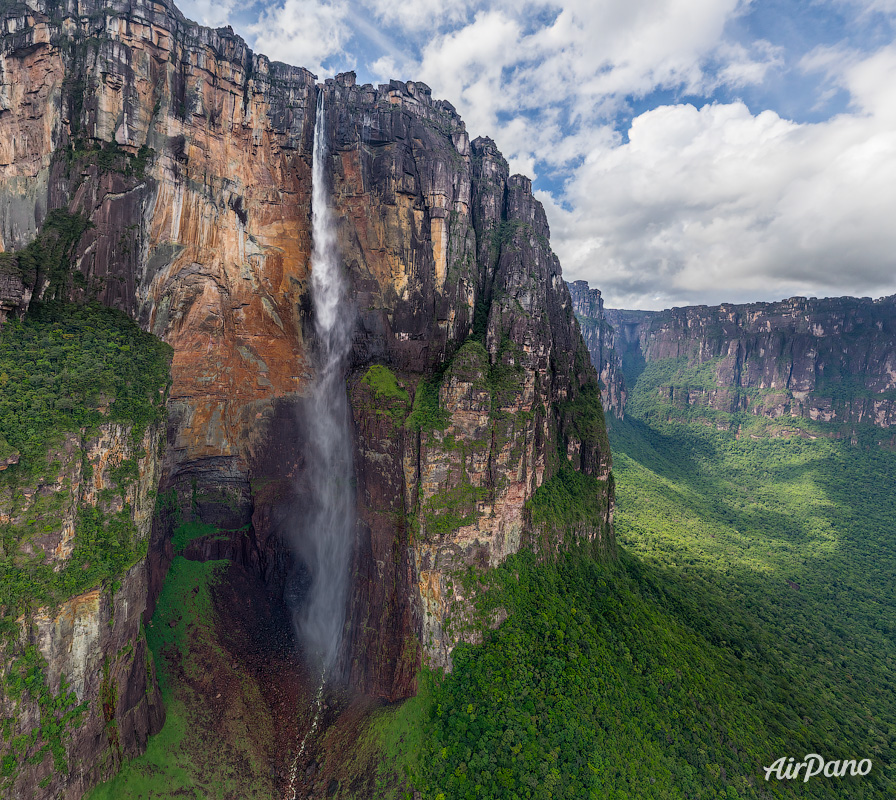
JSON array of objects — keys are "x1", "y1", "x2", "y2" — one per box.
[{"x1": 284, "y1": 87, "x2": 355, "y2": 800}]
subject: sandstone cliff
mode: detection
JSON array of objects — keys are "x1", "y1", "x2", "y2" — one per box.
[
  {"x1": 309, "y1": 77, "x2": 615, "y2": 689},
  {"x1": 603, "y1": 295, "x2": 896, "y2": 429},
  {"x1": 0, "y1": 3, "x2": 615, "y2": 785},
  {"x1": 568, "y1": 280, "x2": 625, "y2": 418},
  {"x1": 0, "y1": 418, "x2": 165, "y2": 800}
]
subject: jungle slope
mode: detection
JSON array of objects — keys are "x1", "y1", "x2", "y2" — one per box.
[
  {"x1": 285, "y1": 357, "x2": 896, "y2": 798},
  {"x1": 0, "y1": 301, "x2": 171, "y2": 799},
  {"x1": 80, "y1": 355, "x2": 896, "y2": 800},
  {"x1": 607, "y1": 358, "x2": 896, "y2": 796}
]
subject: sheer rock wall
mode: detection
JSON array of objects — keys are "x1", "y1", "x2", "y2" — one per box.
[{"x1": 0, "y1": 4, "x2": 615, "y2": 778}]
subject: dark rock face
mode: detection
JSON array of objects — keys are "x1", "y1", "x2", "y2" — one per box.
[
  {"x1": 568, "y1": 280, "x2": 626, "y2": 417},
  {"x1": 320, "y1": 81, "x2": 613, "y2": 680},
  {"x1": 604, "y1": 296, "x2": 896, "y2": 427},
  {"x1": 0, "y1": 0, "x2": 615, "y2": 775},
  {"x1": 343, "y1": 375, "x2": 420, "y2": 701},
  {"x1": 0, "y1": 265, "x2": 31, "y2": 321}
]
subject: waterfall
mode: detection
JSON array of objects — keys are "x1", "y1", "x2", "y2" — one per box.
[{"x1": 290, "y1": 89, "x2": 355, "y2": 674}]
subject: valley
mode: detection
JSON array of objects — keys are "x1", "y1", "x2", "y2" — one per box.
[{"x1": 0, "y1": 1, "x2": 893, "y2": 798}]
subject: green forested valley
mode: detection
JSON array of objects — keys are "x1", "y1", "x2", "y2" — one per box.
[
  {"x1": 7, "y1": 301, "x2": 894, "y2": 799},
  {"x1": 371, "y1": 360, "x2": 896, "y2": 799}
]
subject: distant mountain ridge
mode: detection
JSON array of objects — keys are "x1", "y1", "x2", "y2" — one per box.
[{"x1": 570, "y1": 283, "x2": 896, "y2": 430}]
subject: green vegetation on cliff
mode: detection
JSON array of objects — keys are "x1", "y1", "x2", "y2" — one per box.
[
  {"x1": 406, "y1": 375, "x2": 450, "y2": 433},
  {"x1": 0, "y1": 210, "x2": 91, "y2": 300},
  {"x1": 2, "y1": 645, "x2": 85, "y2": 780},
  {"x1": 526, "y1": 462, "x2": 611, "y2": 544},
  {"x1": 0, "y1": 301, "x2": 171, "y2": 478},
  {"x1": 360, "y1": 364, "x2": 412, "y2": 426},
  {"x1": 86, "y1": 556, "x2": 236, "y2": 800},
  {"x1": 0, "y1": 301, "x2": 171, "y2": 786},
  {"x1": 87, "y1": 549, "x2": 306, "y2": 800},
  {"x1": 0, "y1": 303, "x2": 172, "y2": 635},
  {"x1": 362, "y1": 364, "x2": 410, "y2": 404},
  {"x1": 365, "y1": 357, "x2": 896, "y2": 799}
]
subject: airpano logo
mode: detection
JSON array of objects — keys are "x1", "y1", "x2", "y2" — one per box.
[{"x1": 764, "y1": 754, "x2": 872, "y2": 782}]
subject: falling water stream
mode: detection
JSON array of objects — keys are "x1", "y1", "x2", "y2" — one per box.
[{"x1": 285, "y1": 88, "x2": 355, "y2": 799}]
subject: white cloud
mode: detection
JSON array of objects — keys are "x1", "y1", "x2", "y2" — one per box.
[
  {"x1": 842, "y1": 44, "x2": 896, "y2": 119},
  {"x1": 175, "y1": 0, "x2": 239, "y2": 28},
  {"x1": 713, "y1": 40, "x2": 783, "y2": 89},
  {"x1": 248, "y1": 0, "x2": 351, "y2": 76},
  {"x1": 544, "y1": 46, "x2": 896, "y2": 308},
  {"x1": 361, "y1": 0, "x2": 479, "y2": 32},
  {"x1": 417, "y1": 10, "x2": 525, "y2": 134},
  {"x1": 405, "y1": 0, "x2": 755, "y2": 178}
]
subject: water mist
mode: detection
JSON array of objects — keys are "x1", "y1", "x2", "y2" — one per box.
[{"x1": 290, "y1": 89, "x2": 355, "y2": 674}]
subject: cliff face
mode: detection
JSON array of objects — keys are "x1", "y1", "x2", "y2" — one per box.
[
  {"x1": 323, "y1": 78, "x2": 614, "y2": 688},
  {"x1": 0, "y1": 0, "x2": 317, "y2": 530},
  {"x1": 0, "y1": 0, "x2": 613, "y2": 730},
  {"x1": 0, "y1": 421, "x2": 165, "y2": 800},
  {"x1": 568, "y1": 280, "x2": 625, "y2": 418},
  {"x1": 603, "y1": 296, "x2": 896, "y2": 428}
]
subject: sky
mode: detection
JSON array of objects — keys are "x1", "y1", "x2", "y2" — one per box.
[{"x1": 175, "y1": 0, "x2": 896, "y2": 310}]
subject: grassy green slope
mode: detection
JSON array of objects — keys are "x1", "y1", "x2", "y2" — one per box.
[
  {"x1": 376, "y1": 360, "x2": 896, "y2": 799},
  {"x1": 607, "y1": 376, "x2": 896, "y2": 794},
  {"x1": 86, "y1": 524, "x2": 310, "y2": 800},
  {"x1": 86, "y1": 557, "x2": 234, "y2": 800},
  {"x1": 82, "y1": 350, "x2": 896, "y2": 799}
]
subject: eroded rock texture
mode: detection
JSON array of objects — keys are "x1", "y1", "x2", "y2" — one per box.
[
  {"x1": 604, "y1": 296, "x2": 896, "y2": 428},
  {"x1": 318, "y1": 82, "x2": 613, "y2": 682},
  {"x1": 568, "y1": 280, "x2": 626, "y2": 418},
  {"x1": 0, "y1": 0, "x2": 317, "y2": 519},
  {"x1": 0, "y1": 422, "x2": 165, "y2": 800},
  {"x1": 0, "y1": 0, "x2": 614, "y2": 757}
]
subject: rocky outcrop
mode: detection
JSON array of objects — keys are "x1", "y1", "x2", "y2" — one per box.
[
  {"x1": 0, "y1": 0, "x2": 318, "y2": 520},
  {"x1": 319, "y1": 83, "x2": 613, "y2": 679},
  {"x1": 605, "y1": 296, "x2": 896, "y2": 428},
  {"x1": 0, "y1": 0, "x2": 614, "y2": 713},
  {"x1": 568, "y1": 280, "x2": 625, "y2": 417},
  {"x1": 0, "y1": 421, "x2": 165, "y2": 800},
  {"x1": 0, "y1": 262, "x2": 30, "y2": 322}
]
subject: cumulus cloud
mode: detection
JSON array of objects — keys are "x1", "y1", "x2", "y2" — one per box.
[
  {"x1": 412, "y1": 0, "x2": 750, "y2": 174},
  {"x1": 248, "y1": 0, "x2": 351, "y2": 76},
  {"x1": 543, "y1": 45, "x2": 896, "y2": 308},
  {"x1": 176, "y1": 0, "x2": 239, "y2": 28},
  {"x1": 239, "y1": 0, "x2": 763, "y2": 128},
  {"x1": 212, "y1": 0, "x2": 895, "y2": 309}
]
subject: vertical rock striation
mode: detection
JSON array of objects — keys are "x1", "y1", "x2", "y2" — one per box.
[
  {"x1": 568, "y1": 280, "x2": 626, "y2": 418},
  {"x1": 0, "y1": 421, "x2": 165, "y2": 800},
  {"x1": 604, "y1": 295, "x2": 896, "y2": 428},
  {"x1": 0, "y1": 0, "x2": 615, "y2": 725},
  {"x1": 323, "y1": 78, "x2": 613, "y2": 684},
  {"x1": 0, "y1": 0, "x2": 319, "y2": 535}
]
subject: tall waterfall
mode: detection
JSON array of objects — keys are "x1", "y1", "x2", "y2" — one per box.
[{"x1": 291, "y1": 89, "x2": 355, "y2": 673}]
